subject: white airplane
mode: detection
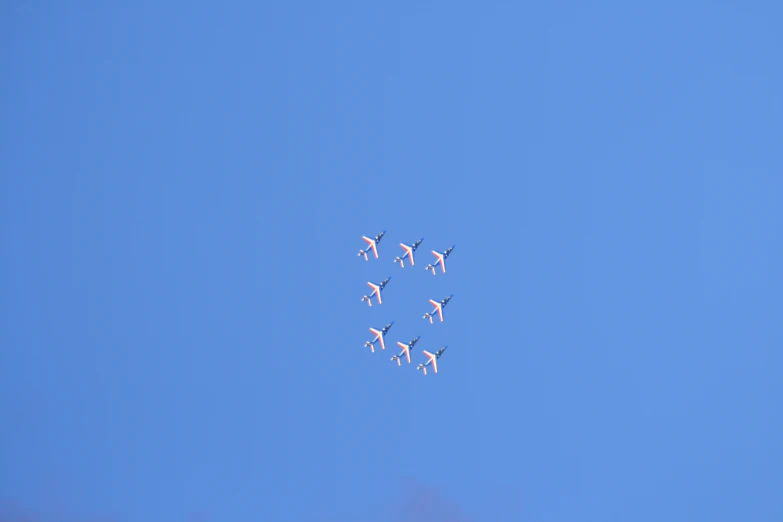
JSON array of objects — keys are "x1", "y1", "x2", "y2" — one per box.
[
  {"x1": 425, "y1": 245, "x2": 455, "y2": 275},
  {"x1": 393, "y1": 238, "x2": 424, "y2": 267},
  {"x1": 391, "y1": 336, "x2": 420, "y2": 366},
  {"x1": 423, "y1": 294, "x2": 453, "y2": 323},
  {"x1": 361, "y1": 277, "x2": 391, "y2": 307},
  {"x1": 364, "y1": 322, "x2": 394, "y2": 353},
  {"x1": 358, "y1": 230, "x2": 386, "y2": 260},
  {"x1": 417, "y1": 346, "x2": 447, "y2": 376}
]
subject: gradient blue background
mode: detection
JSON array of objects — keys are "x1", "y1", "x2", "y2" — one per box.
[{"x1": 2, "y1": 1, "x2": 781, "y2": 521}]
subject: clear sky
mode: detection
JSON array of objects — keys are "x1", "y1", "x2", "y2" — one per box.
[{"x1": 1, "y1": 1, "x2": 782, "y2": 521}]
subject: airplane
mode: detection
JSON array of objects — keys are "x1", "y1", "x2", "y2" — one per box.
[
  {"x1": 425, "y1": 245, "x2": 456, "y2": 275},
  {"x1": 393, "y1": 238, "x2": 424, "y2": 267},
  {"x1": 417, "y1": 346, "x2": 447, "y2": 375},
  {"x1": 391, "y1": 336, "x2": 421, "y2": 366},
  {"x1": 364, "y1": 322, "x2": 394, "y2": 352},
  {"x1": 358, "y1": 230, "x2": 386, "y2": 260},
  {"x1": 361, "y1": 277, "x2": 392, "y2": 307},
  {"x1": 423, "y1": 294, "x2": 453, "y2": 323}
]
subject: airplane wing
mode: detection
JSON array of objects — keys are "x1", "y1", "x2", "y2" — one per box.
[
  {"x1": 427, "y1": 299, "x2": 443, "y2": 322},
  {"x1": 364, "y1": 283, "x2": 379, "y2": 306},
  {"x1": 362, "y1": 236, "x2": 378, "y2": 258},
  {"x1": 370, "y1": 328, "x2": 384, "y2": 350},
  {"x1": 431, "y1": 251, "x2": 445, "y2": 272},
  {"x1": 400, "y1": 244, "x2": 414, "y2": 265},
  {"x1": 423, "y1": 351, "x2": 438, "y2": 374}
]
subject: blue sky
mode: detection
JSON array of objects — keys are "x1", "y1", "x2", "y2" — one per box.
[{"x1": 1, "y1": 1, "x2": 782, "y2": 521}]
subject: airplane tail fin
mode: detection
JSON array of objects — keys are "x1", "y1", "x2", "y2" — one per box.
[
  {"x1": 361, "y1": 295, "x2": 372, "y2": 307},
  {"x1": 426, "y1": 264, "x2": 435, "y2": 275},
  {"x1": 423, "y1": 313, "x2": 433, "y2": 324},
  {"x1": 358, "y1": 250, "x2": 368, "y2": 260},
  {"x1": 393, "y1": 256, "x2": 404, "y2": 267},
  {"x1": 417, "y1": 365, "x2": 427, "y2": 376}
]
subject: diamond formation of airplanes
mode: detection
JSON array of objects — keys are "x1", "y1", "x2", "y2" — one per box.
[{"x1": 356, "y1": 230, "x2": 455, "y2": 376}]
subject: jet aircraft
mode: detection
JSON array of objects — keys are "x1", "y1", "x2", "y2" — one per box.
[
  {"x1": 417, "y1": 346, "x2": 447, "y2": 375},
  {"x1": 358, "y1": 230, "x2": 386, "y2": 260},
  {"x1": 390, "y1": 336, "x2": 421, "y2": 366},
  {"x1": 423, "y1": 294, "x2": 453, "y2": 323},
  {"x1": 361, "y1": 277, "x2": 392, "y2": 307},
  {"x1": 393, "y1": 238, "x2": 424, "y2": 268},
  {"x1": 425, "y1": 245, "x2": 456, "y2": 275},
  {"x1": 364, "y1": 322, "x2": 394, "y2": 353}
]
